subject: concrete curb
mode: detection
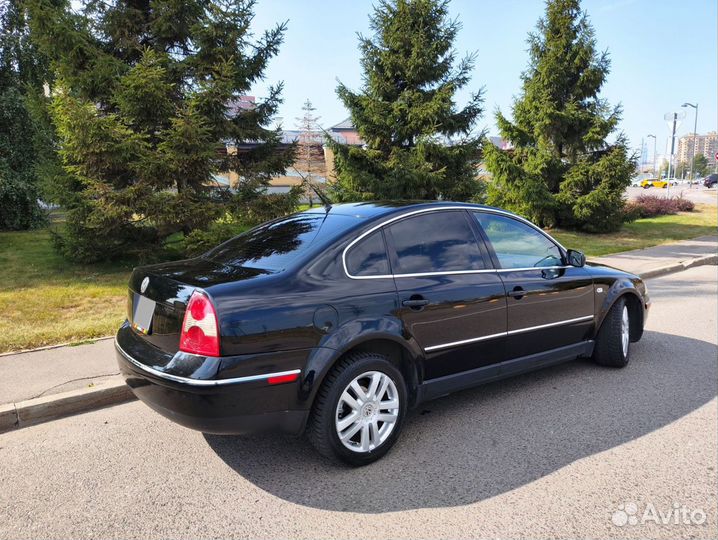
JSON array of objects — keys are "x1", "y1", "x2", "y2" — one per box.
[
  {"x1": 0, "y1": 378, "x2": 135, "y2": 434},
  {"x1": 0, "y1": 336, "x2": 114, "y2": 358},
  {"x1": 640, "y1": 254, "x2": 718, "y2": 280}
]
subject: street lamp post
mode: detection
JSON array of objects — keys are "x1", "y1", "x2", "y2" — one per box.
[
  {"x1": 647, "y1": 134, "x2": 657, "y2": 176},
  {"x1": 682, "y1": 102, "x2": 698, "y2": 182}
]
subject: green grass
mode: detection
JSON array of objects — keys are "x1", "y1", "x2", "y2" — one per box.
[
  {"x1": 0, "y1": 204, "x2": 715, "y2": 353},
  {"x1": 550, "y1": 204, "x2": 717, "y2": 257},
  {"x1": 0, "y1": 229, "x2": 131, "y2": 353}
]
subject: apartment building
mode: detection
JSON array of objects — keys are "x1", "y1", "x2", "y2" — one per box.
[{"x1": 677, "y1": 131, "x2": 718, "y2": 166}]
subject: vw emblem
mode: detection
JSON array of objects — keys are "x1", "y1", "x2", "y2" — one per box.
[{"x1": 140, "y1": 276, "x2": 150, "y2": 294}]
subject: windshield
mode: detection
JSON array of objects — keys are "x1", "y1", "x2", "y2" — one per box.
[{"x1": 203, "y1": 213, "x2": 358, "y2": 271}]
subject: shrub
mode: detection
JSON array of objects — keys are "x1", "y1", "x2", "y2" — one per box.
[
  {"x1": 0, "y1": 170, "x2": 46, "y2": 230},
  {"x1": 624, "y1": 195, "x2": 695, "y2": 219}
]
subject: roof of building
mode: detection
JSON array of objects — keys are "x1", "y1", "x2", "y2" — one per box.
[{"x1": 330, "y1": 118, "x2": 355, "y2": 130}]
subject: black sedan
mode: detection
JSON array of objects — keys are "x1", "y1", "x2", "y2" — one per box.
[{"x1": 116, "y1": 202, "x2": 650, "y2": 465}]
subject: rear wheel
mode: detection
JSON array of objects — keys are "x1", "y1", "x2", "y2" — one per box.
[
  {"x1": 593, "y1": 298, "x2": 631, "y2": 368},
  {"x1": 308, "y1": 352, "x2": 407, "y2": 466}
]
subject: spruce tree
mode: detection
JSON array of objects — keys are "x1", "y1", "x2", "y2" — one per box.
[
  {"x1": 484, "y1": 0, "x2": 634, "y2": 232},
  {"x1": 330, "y1": 0, "x2": 484, "y2": 201},
  {"x1": 26, "y1": 0, "x2": 294, "y2": 261}
]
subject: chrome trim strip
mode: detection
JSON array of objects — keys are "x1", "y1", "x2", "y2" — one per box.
[
  {"x1": 496, "y1": 265, "x2": 570, "y2": 273},
  {"x1": 341, "y1": 205, "x2": 567, "y2": 280},
  {"x1": 425, "y1": 331, "x2": 507, "y2": 352},
  {"x1": 115, "y1": 341, "x2": 301, "y2": 386},
  {"x1": 423, "y1": 315, "x2": 594, "y2": 352},
  {"x1": 506, "y1": 315, "x2": 594, "y2": 336}
]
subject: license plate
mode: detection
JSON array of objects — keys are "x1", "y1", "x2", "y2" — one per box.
[{"x1": 132, "y1": 293, "x2": 156, "y2": 335}]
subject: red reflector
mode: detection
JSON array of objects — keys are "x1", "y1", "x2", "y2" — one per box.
[{"x1": 267, "y1": 372, "x2": 300, "y2": 385}]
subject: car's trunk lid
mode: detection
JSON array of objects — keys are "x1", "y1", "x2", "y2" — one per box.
[{"x1": 127, "y1": 258, "x2": 271, "y2": 354}]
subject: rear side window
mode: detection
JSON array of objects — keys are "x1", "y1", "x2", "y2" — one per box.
[
  {"x1": 473, "y1": 212, "x2": 563, "y2": 269},
  {"x1": 346, "y1": 231, "x2": 389, "y2": 277},
  {"x1": 204, "y1": 214, "x2": 356, "y2": 271},
  {"x1": 386, "y1": 211, "x2": 484, "y2": 274}
]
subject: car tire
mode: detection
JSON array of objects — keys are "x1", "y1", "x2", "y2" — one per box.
[
  {"x1": 307, "y1": 352, "x2": 407, "y2": 466},
  {"x1": 593, "y1": 297, "x2": 631, "y2": 368}
]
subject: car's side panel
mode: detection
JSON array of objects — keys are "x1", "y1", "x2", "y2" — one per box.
[
  {"x1": 418, "y1": 340, "x2": 595, "y2": 402},
  {"x1": 498, "y1": 266, "x2": 595, "y2": 358},
  {"x1": 392, "y1": 273, "x2": 508, "y2": 378}
]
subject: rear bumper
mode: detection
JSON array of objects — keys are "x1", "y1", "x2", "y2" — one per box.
[{"x1": 115, "y1": 324, "x2": 310, "y2": 435}]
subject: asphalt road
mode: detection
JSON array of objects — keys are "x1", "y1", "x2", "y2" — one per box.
[{"x1": 1, "y1": 267, "x2": 716, "y2": 539}]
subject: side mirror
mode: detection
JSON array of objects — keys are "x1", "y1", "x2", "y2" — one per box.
[{"x1": 566, "y1": 249, "x2": 586, "y2": 268}]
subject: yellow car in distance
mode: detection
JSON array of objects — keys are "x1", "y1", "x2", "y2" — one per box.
[{"x1": 640, "y1": 178, "x2": 669, "y2": 189}]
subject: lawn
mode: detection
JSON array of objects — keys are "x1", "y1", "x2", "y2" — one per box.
[
  {"x1": 0, "y1": 229, "x2": 131, "y2": 353},
  {"x1": 1, "y1": 204, "x2": 716, "y2": 353},
  {"x1": 550, "y1": 204, "x2": 717, "y2": 256}
]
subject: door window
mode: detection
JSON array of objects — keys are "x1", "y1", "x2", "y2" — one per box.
[
  {"x1": 346, "y1": 230, "x2": 390, "y2": 277},
  {"x1": 386, "y1": 211, "x2": 484, "y2": 274},
  {"x1": 473, "y1": 213, "x2": 563, "y2": 269}
]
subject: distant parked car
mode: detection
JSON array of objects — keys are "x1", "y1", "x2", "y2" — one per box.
[
  {"x1": 703, "y1": 174, "x2": 718, "y2": 188},
  {"x1": 640, "y1": 178, "x2": 673, "y2": 189}
]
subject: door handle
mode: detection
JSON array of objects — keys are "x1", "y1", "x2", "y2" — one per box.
[
  {"x1": 402, "y1": 296, "x2": 429, "y2": 309},
  {"x1": 508, "y1": 286, "x2": 526, "y2": 299}
]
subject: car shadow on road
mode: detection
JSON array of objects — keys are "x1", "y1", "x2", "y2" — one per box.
[{"x1": 204, "y1": 330, "x2": 717, "y2": 513}]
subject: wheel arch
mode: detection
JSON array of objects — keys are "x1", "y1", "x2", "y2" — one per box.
[
  {"x1": 595, "y1": 282, "x2": 645, "y2": 342},
  {"x1": 300, "y1": 330, "x2": 424, "y2": 410}
]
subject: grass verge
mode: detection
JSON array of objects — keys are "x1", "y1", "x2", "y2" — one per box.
[
  {"x1": 0, "y1": 229, "x2": 131, "y2": 353},
  {"x1": 550, "y1": 204, "x2": 717, "y2": 257},
  {"x1": 1, "y1": 204, "x2": 715, "y2": 353}
]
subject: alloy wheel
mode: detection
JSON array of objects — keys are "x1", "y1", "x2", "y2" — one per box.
[
  {"x1": 335, "y1": 370, "x2": 400, "y2": 453},
  {"x1": 621, "y1": 305, "x2": 630, "y2": 357}
]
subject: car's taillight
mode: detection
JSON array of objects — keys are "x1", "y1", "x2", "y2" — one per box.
[{"x1": 179, "y1": 291, "x2": 220, "y2": 357}]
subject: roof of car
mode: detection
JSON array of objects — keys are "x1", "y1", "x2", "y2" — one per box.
[{"x1": 302, "y1": 201, "x2": 512, "y2": 220}]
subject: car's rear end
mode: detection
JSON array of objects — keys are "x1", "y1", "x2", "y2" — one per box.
[
  {"x1": 116, "y1": 259, "x2": 310, "y2": 434},
  {"x1": 115, "y1": 211, "x2": 361, "y2": 435}
]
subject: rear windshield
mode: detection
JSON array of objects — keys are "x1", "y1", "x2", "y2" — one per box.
[{"x1": 203, "y1": 213, "x2": 358, "y2": 271}]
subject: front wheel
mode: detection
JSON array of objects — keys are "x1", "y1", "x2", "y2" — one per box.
[
  {"x1": 308, "y1": 352, "x2": 407, "y2": 466},
  {"x1": 593, "y1": 298, "x2": 631, "y2": 368}
]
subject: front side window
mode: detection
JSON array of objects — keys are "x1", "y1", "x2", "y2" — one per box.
[
  {"x1": 386, "y1": 211, "x2": 484, "y2": 274},
  {"x1": 346, "y1": 230, "x2": 389, "y2": 277},
  {"x1": 473, "y1": 212, "x2": 563, "y2": 269}
]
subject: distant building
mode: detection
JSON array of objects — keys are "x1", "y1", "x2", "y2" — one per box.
[
  {"x1": 327, "y1": 118, "x2": 363, "y2": 146},
  {"x1": 215, "y1": 111, "x2": 364, "y2": 195},
  {"x1": 677, "y1": 131, "x2": 718, "y2": 167}
]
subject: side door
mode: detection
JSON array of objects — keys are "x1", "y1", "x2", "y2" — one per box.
[
  {"x1": 384, "y1": 209, "x2": 507, "y2": 380},
  {"x1": 471, "y1": 211, "x2": 594, "y2": 360}
]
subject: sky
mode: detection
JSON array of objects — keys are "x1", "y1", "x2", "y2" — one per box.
[{"x1": 249, "y1": 0, "x2": 717, "y2": 164}]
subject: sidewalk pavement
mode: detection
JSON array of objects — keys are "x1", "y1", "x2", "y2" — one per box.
[
  {"x1": 592, "y1": 235, "x2": 717, "y2": 278},
  {"x1": 1, "y1": 235, "x2": 717, "y2": 433}
]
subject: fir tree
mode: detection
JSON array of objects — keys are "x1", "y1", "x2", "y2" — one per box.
[
  {"x1": 329, "y1": 0, "x2": 484, "y2": 201},
  {"x1": 484, "y1": 0, "x2": 634, "y2": 232},
  {"x1": 26, "y1": 0, "x2": 294, "y2": 260}
]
